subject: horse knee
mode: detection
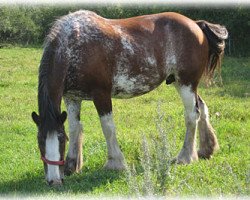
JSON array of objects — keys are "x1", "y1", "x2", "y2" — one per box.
[
  {"x1": 185, "y1": 101, "x2": 200, "y2": 123},
  {"x1": 177, "y1": 84, "x2": 200, "y2": 125},
  {"x1": 186, "y1": 111, "x2": 198, "y2": 121},
  {"x1": 69, "y1": 121, "x2": 82, "y2": 134}
]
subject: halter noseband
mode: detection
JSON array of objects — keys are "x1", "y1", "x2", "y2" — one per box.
[{"x1": 41, "y1": 156, "x2": 65, "y2": 166}]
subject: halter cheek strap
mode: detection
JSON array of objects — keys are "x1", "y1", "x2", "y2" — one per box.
[{"x1": 41, "y1": 156, "x2": 65, "y2": 166}]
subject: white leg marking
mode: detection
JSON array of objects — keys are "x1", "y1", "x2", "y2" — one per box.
[
  {"x1": 198, "y1": 97, "x2": 219, "y2": 158},
  {"x1": 100, "y1": 113, "x2": 125, "y2": 170},
  {"x1": 176, "y1": 85, "x2": 199, "y2": 164},
  {"x1": 66, "y1": 100, "x2": 82, "y2": 158},
  {"x1": 199, "y1": 100, "x2": 211, "y2": 150},
  {"x1": 64, "y1": 98, "x2": 83, "y2": 173},
  {"x1": 200, "y1": 99, "x2": 209, "y2": 121},
  {"x1": 45, "y1": 131, "x2": 61, "y2": 182}
]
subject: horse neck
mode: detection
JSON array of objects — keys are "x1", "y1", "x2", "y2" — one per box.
[
  {"x1": 39, "y1": 85, "x2": 61, "y2": 132},
  {"x1": 38, "y1": 42, "x2": 63, "y2": 132}
]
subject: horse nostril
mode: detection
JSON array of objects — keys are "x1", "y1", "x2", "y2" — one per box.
[
  {"x1": 47, "y1": 179, "x2": 62, "y2": 186},
  {"x1": 48, "y1": 180, "x2": 54, "y2": 186}
]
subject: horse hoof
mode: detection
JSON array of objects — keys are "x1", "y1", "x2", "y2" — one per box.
[
  {"x1": 170, "y1": 157, "x2": 178, "y2": 164},
  {"x1": 171, "y1": 154, "x2": 198, "y2": 165},
  {"x1": 171, "y1": 157, "x2": 188, "y2": 165},
  {"x1": 198, "y1": 150, "x2": 212, "y2": 159},
  {"x1": 64, "y1": 157, "x2": 77, "y2": 176},
  {"x1": 64, "y1": 155, "x2": 83, "y2": 176},
  {"x1": 104, "y1": 159, "x2": 126, "y2": 170}
]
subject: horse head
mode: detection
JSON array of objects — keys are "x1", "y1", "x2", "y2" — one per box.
[{"x1": 32, "y1": 111, "x2": 67, "y2": 186}]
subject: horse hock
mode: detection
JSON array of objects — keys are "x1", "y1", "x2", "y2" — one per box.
[{"x1": 198, "y1": 96, "x2": 219, "y2": 159}]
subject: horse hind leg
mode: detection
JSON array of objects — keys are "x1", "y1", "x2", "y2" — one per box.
[
  {"x1": 198, "y1": 95, "x2": 219, "y2": 159},
  {"x1": 174, "y1": 84, "x2": 200, "y2": 164},
  {"x1": 64, "y1": 98, "x2": 83, "y2": 176}
]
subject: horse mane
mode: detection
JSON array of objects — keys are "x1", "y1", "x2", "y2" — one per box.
[
  {"x1": 38, "y1": 12, "x2": 95, "y2": 133},
  {"x1": 196, "y1": 20, "x2": 228, "y2": 80},
  {"x1": 38, "y1": 41, "x2": 61, "y2": 133}
]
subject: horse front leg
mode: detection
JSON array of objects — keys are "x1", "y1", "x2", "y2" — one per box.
[
  {"x1": 64, "y1": 98, "x2": 83, "y2": 175},
  {"x1": 93, "y1": 90, "x2": 125, "y2": 170},
  {"x1": 174, "y1": 84, "x2": 200, "y2": 164}
]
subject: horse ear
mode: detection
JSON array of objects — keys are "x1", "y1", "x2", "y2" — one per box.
[
  {"x1": 60, "y1": 111, "x2": 67, "y2": 124},
  {"x1": 31, "y1": 112, "x2": 40, "y2": 126}
]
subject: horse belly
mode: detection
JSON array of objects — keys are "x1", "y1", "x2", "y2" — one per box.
[
  {"x1": 110, "y1": 46, "x2": 167, "y2": 98},
  {"x1": 111, "y1": 71, "x2": 164, "y2": 99}
]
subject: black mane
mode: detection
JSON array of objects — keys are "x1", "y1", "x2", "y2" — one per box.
[{"x1": 38, "y1": 41, "x2": 61, "y2": 133}]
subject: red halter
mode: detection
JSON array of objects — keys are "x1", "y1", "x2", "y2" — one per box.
[{"x1": 41, "y1": 156, "x2": 65, "y2": 166}]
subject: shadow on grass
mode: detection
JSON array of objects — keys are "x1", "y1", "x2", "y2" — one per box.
[{"x1": 0, "y1": 168, "x2": 124, "y2": 195}]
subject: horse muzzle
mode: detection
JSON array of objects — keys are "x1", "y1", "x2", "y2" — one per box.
[
  {"x1": 48, "y1": 178, "x2": 64, "y2": 186},
  {"x1": 41, "y1": 156, "x2": 65, "y2": 186}
]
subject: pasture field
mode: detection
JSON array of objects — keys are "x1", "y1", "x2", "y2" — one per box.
[{"x1": 0, "y1": 47, "x2": 249, "y2": 197}]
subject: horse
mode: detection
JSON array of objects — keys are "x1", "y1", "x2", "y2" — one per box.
[{"x1": 31, "y1": 10, "x2": 228, "y2": 185}]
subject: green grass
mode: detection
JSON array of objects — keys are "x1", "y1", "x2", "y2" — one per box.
[{"x1": 0, "y1": 47, "x2": 249, "y2": 197}]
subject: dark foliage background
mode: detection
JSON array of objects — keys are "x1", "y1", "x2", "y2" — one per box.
[{"x1": 0, "y1": 5, "x2": 249, "y2": 56}]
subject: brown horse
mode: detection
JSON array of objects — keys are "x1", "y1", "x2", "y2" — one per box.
[{"x1": 31, "y1": 10, "x2": 228, "y2": 185}]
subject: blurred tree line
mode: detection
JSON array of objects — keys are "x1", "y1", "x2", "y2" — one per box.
[{"x1": 0, "y1": 5, "x2": 249, "y2": 56}]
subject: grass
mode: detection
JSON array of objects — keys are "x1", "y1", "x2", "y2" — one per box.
[{"x1": 0, "y1": 47, "x2": 249, "y2": 197}]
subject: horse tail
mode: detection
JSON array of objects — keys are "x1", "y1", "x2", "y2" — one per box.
[{"x1": 196, "y1": 20, "x2": 228, "y2": 79}]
